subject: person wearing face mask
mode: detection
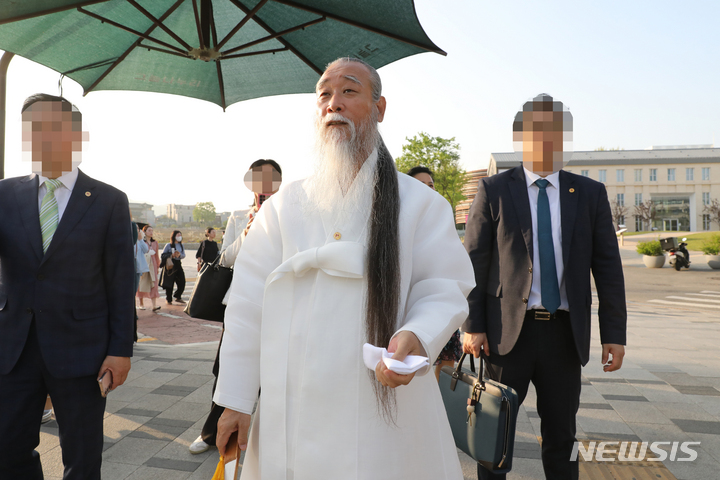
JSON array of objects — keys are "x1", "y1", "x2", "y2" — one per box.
[{"x1": 160, "y1": 230, "x2": 186, "y2": 305}]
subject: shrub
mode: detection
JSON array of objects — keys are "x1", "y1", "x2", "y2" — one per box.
[
  {"x1": 636, "y1": 240, "x2": 663, "y2": 256},
  {"x1": 701, "y1": 234, "x2": 720, "y2": 255}
]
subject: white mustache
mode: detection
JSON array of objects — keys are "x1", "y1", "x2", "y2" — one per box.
[{"x1": 324, "y1": 113, "x2": 354, "y2": 127}]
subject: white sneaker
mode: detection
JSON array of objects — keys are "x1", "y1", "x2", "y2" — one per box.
[
  {"x1": 189, "y1": 435, "x2": 210, "y2": 454},
  {"x1": 41, "y1": 409, "x2": 53, "y2": 424}
]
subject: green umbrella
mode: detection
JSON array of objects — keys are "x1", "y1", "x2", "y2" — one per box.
[{"x1": 0, "y1": 0, "x2": 445, "y2": 109}]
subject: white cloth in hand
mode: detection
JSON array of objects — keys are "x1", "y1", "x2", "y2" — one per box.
[
  {"x1": 148, "y1": 249, "x2": 155, "y2": 255},
  {"x1": 362, "y1": 343, "x2": 429, "y2": 375}
]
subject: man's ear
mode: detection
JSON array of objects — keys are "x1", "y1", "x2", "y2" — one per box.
[{"x1": 376, "y1": 96, "x2": 387, "y2": 122}]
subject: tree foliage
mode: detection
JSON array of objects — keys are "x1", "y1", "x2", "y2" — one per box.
[
  {"x1": 395, "y1": 132, "x2": 467, "y2": 216},
  {"x1": 193, "y1": 201, "x2": 216, "y2": 225}
]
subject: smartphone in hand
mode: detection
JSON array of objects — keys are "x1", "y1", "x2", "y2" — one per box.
[{"x1": 98, "y1": 370, "x2": 113, "y2": 397}]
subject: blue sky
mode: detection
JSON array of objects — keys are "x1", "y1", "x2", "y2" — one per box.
[{"x1": 2, "y1": 0, "x2": 718, "y2": 213}]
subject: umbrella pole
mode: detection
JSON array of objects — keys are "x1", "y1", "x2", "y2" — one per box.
[{"x1": 0, "y1": 51, "x2": 14, "y2": 180}]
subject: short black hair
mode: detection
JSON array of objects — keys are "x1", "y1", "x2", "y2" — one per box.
[
  {"x1": 512, "y1": 93, "x2": 572, "y2": 133},
  {"x1": 249, "y1": 159, "x2": 282, "y2": 175},
  {"x1": 406, "y1": 166, "x2": 433, "y2": 178},
  {"x1": 21, "y1": 93, "x2": 82, "y2": 125},
  {"x1": 205, "y1": 227, "x2": 215, "y2": 237}
]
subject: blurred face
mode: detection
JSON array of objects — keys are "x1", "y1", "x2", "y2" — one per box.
[
  {"x1": 22, "y1": 101, "x2": 88, "y2": 178},
  {"x1": 517, "y1": 110, "x2": 565, "y2": 176},
  {"x1": 145, "y1": 227, "x2": 153, "y2": 238},
  {"x1": 243, "y1": 163, "x2": 282, "y2": 196},
  {"x1": 208, "y1": 229, "x2": 216, "y2": 240},
  {"x1": 175, "y1": 232, "x2": 182, "y2": 242},
  {"x1": 412, "y1": 172, "x2": 434, "y2": 190}
]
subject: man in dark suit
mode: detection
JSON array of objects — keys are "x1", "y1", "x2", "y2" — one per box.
[
  {"x1": 0, "y1": 94, "x2": 135, "y2": 479},
  {"x1": 463, "y1": 94, "x2": 626, "y2": 480}
]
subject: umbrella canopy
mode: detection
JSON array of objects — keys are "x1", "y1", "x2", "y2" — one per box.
[{"x1": 0, "y1": 0, "x2": 445, "y2": 109}]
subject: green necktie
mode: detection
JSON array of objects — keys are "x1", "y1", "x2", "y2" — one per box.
[
  {"x1": 40, "y1": 179, "x2": 62, "y2": 254},
  {"x1": 535, "y1": 178, "x2": 561, "y2": 313}
]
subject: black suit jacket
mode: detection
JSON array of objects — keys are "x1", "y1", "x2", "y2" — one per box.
[
  {"x1": 0, "y1": 169, "x2": 135, "y2": 378},
  {"x1": 462, "y1": 166, "x2": 626, "y2": 366}
]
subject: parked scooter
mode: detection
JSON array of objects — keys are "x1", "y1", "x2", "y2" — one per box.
[{"x1": 665, "y1": 237, "x2": 690, "y2": 271}]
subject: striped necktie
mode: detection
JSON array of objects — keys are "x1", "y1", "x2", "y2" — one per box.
[{"x1": 40, "y1": 178, "x2": 63, "y2": 254}]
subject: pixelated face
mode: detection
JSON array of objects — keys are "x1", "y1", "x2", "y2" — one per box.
[
  {"x1": 21, "y1": 101, "x2": 88, "y2": 179},
  {"x1": 315, "y1": 61, "x2": 385, "y2": 140},
  {"x1": 412, "y1": 172, "x2": 434, "y2": 190},
  {"x1": 513, "y1": 100, "x2": 573, "y2": 177},
  {"x1": 243, "y1": 163, "x2": 282, "y2": 196}
]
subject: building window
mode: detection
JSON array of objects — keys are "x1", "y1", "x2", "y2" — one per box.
[
  {"x1": 618, "y1": 215, "x2": 625, "y2": 226},
  {"x1": 704, "y1": 214, "x2": 712, "y2": 231},
  {"x1": 649, "y1": 169, "x2": 657, "y2": 181},
  {"x1": 703, "y1": 167, "x2": 710, "y2": 180},
  {"x1": 616, "y1": 169, "x2": 624, "y2": 182},
  {"x1": 599, "y1": 170, "x2": 607, "y2": 183},
  {"x1": 635, "y1": 216, "x2": 643, "y2": 232},
  {"x1": 668, "y1": 168, "x2": 676, "y2": 181},
  {"x1": 635, "y1": 193, "x2": 642, "y2": 206},
  {"x1": 686, "y1": 168, "x2": 694, "y2": 181},
  {"x1": 703, "y1": 192, "x2": 711, "y2": 205},
  {"x1": 616, "y1": 193, "x2": 624, "y2": 207},
  {"x1": 581, "y1": 170, "x2": 589, "y2": 177},
  {"x1": 634, "y1": 169, "x2": 642, "y2": 182}
]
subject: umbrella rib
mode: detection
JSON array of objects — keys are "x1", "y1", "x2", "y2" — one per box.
[
  {"x1": 222, "y1": 46, "x2": 288, "y2": 60},
  {"x1": 226, "y1": 0, "x2": 323, "y2": 75},
  {"x1": 83, "y1": 0, "x2": 186, "y2": 95},
  {"x1": 191, "y1": 0, "x2": 205, "y2": 50},
  {"x1": 215, "y1": 61, "x2": 226, "y2": 111},
  {"x1": 215, "y1": 0, "x2": 270, "y2": 52},
  {"x1": 271, "y1": 0, "x2": 447, "y2": 55},
  {"x1": 138, "y1": 44, "x2": 189, "y2": 59},
  {"x1": 78, "y1": 7, "x2": 187, "y2": 55},
  {"x1": 126, "y1": 0, "x2": 193, "y2": 51},
  {"x1": 222, "y1": 17, "x2": 325, "y2": 56},
  {"x1": 0, "y1": 0, "x2": 108, "y2": 26}
]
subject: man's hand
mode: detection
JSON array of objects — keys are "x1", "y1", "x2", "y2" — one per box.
[
  {"x1": 97, "y1": 356, "x2": 131, "y2": 391},
  {"x1": 375, "y1": 331, "x2": 426, "y2": 388},
  {"x1": 602, "y1": 344, "x2": 625, "y2": 372},
  {"x1": 462, "y1": 332, "x2": 489, "y2": 358},
  {"x1": 216, "y1": 409, "x2": 252, "y2": 457}
]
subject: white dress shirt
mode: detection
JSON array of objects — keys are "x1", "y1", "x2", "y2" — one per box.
[
  {"x1": 523, "y1": 167, "x2": 569, "y2": 311},
  {"x1": 36, "y1": 168, "x2": 80, "y2": 222}
]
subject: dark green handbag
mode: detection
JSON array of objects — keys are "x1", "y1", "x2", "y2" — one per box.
[{"x1": 439, "y1": 352, "x2": 518, "y2": 473}]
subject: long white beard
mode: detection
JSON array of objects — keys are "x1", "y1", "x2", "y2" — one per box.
[{"x1": 303, "y1": 112, "x2": 380, "y2": 220}]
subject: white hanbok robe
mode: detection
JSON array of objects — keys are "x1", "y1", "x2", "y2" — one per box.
[{"x1": 215, "y1": 155, "x2": 475, "y2": 480}]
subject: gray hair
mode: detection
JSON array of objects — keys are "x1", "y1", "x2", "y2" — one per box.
[{"x1": 324, "y1": 57, "x2": 382, "y2": 103}]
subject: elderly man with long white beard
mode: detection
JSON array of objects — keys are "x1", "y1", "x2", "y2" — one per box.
[{"x1": 214, "y1": 57, "x2": 475, "y2": 479}]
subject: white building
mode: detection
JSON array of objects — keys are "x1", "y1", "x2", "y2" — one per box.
[{"x1": 488, "y1": 147, "x2": 720, "y2": 232}]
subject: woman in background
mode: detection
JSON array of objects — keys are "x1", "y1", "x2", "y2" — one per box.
[
  {"x1": 196, "y1": 227, "x2": 219, "y2": 271},
  {"x1": 138, "y1": 225, "x2": 161, "y2": 311},
  {"x1": 161, "y1": 230, "x2": 186, "y2": 305}
]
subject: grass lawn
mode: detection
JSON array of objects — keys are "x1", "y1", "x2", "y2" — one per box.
[{"x1": 683, "y1": 231, "x2": 720, "y2": 252}]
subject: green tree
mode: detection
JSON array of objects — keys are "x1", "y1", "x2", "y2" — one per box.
[
  {"x1": 395, "y1": 132, "x2": 467, "y2": 216},
  {"x1": 193, "y1": 201, "x2": 216, "y2": 225}
]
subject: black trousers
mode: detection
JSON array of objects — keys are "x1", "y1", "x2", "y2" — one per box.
[
  {"x1": 165, "y1": 271, "x2": 185, "y2": 302},
  {"x1": 201, "y1": 330, "x2": 224, "y2": 445},
  {"x1": 0, "y1": 323, "x2": 106, "y2": 480},
  {"x1": 478, "y1": 313, "x2": 581, "y2": 480}
]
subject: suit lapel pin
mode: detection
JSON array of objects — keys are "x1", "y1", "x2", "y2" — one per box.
[
  {"x1": 85, "y1": 191, "x2": 91, "y2": 197},
  {"x1": 569, "y1": 188, "x2": 575, "y2": 193}
]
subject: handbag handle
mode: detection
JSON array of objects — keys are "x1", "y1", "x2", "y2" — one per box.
[{"x1": 455, "y1": 350, "x2": 500, "y2": 382}]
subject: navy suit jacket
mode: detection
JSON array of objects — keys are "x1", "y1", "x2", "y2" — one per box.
[
  {"x1": 462, "y1": 166, "x2": 627, "y2": 366},
  {"x1": 0, "y1": 169, "x2": 135, "y2": 379}
]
